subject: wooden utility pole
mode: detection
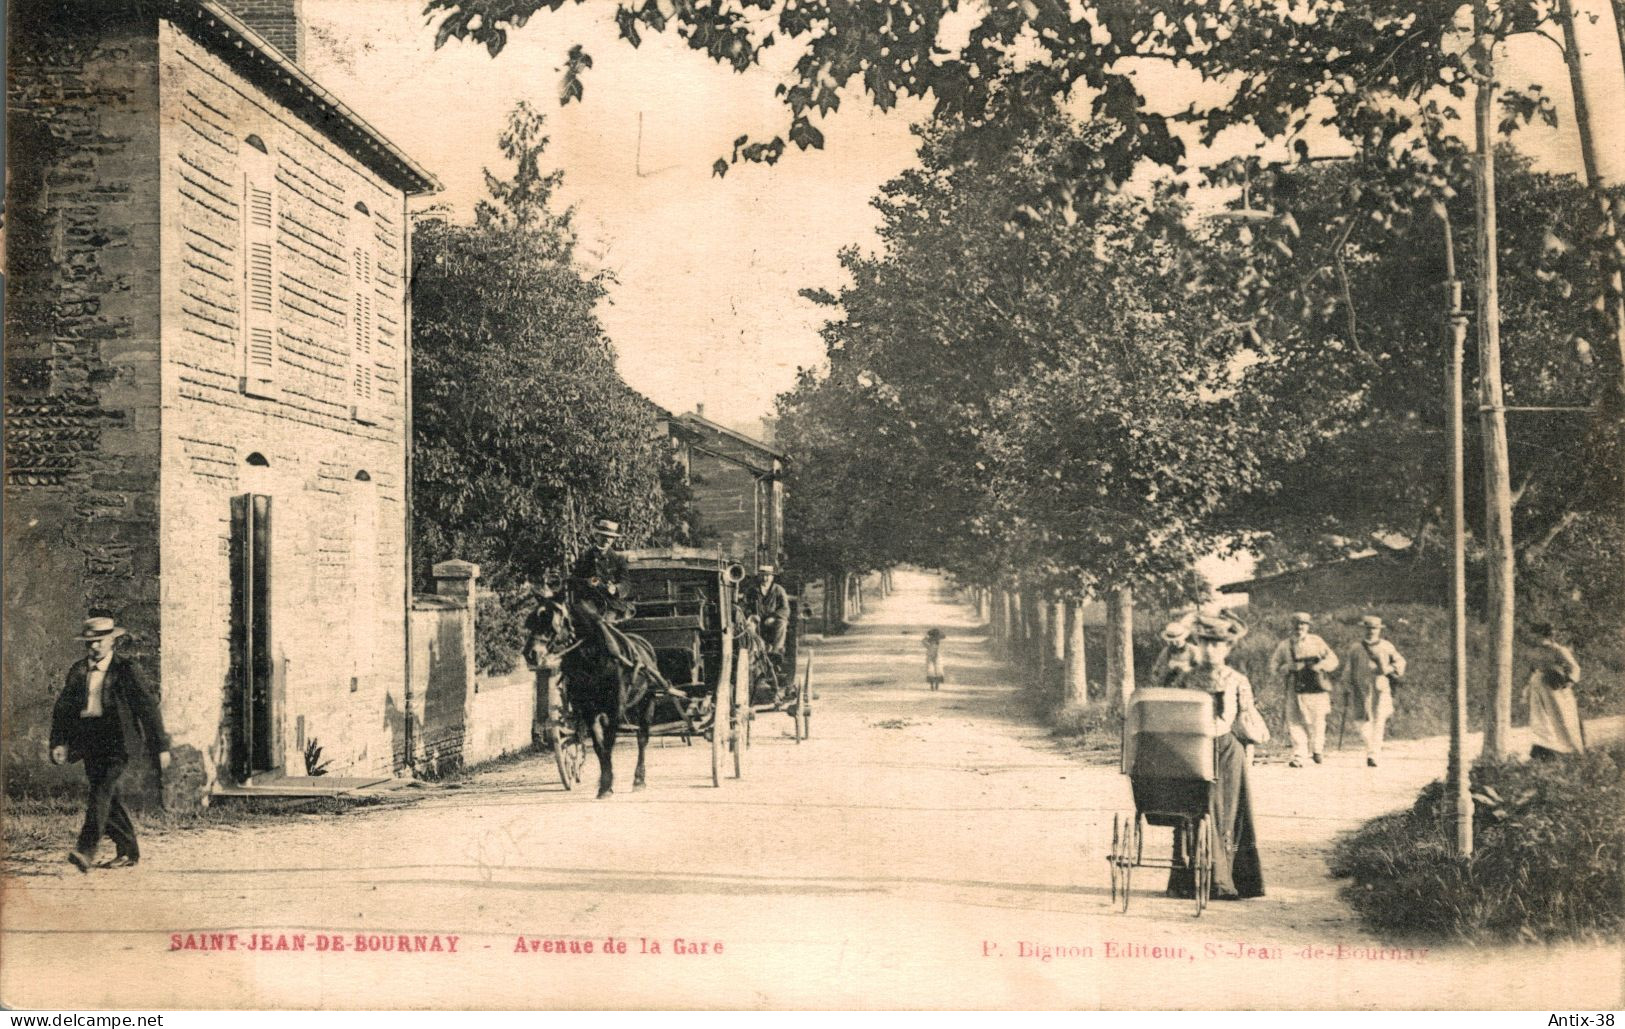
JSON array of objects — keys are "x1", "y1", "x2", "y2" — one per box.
[
  {"x1": 1474, "y1": 3, "x2": 1516, "y2": 759},
  {"x1": 1063, "y1": 598, "x2": 1088, "y2": 705}
]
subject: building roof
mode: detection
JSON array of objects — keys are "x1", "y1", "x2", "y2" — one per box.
[
  {"x1": 676, "y1": 412, "x2": 787, "y2": 464},
  {"x1": 169, "y1": 0, "x2": 440, "y2": 196},
  {"x1": 1215, "y1": 550, "x2": 1408, "y2": 594}
]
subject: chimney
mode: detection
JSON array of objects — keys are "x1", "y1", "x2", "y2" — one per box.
[
  {"x1": 695, "y1": 403, "x2": 706, "y2": 420},
  {"x1": 219, "y1": 0, "x2": 305, "y2": 64}
]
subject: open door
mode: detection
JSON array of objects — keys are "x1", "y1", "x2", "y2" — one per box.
[{"x1": 230, "y1": 493, "x2": 278, "y2": 781}]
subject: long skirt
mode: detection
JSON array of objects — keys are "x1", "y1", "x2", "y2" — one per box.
[
  {"x1": 1528, "y1": 673, "x2": 1585, "y2": 755},
  {"x1": 1167, "y1": 733, "x2": 1265, "y2": 900}
]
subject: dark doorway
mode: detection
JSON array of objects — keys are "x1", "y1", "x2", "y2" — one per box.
[{"x1": 231, "y1": 493, "x2": 279, "y2": 781}]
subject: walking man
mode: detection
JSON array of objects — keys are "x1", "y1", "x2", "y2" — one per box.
[
  {"x1": 1342, "y1": 615, "x2": 1407, "y2": 767},
  {"x1": 49, "y1": 615, "x2": 170, "y2": 872},
  {"x1": 1269, "y1": 612, "x2": 1339, "y2": 768}
]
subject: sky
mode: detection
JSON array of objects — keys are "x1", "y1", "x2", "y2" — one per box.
[{"x1": 299, "y1": 1, "x2": 1620, "y2": 439}]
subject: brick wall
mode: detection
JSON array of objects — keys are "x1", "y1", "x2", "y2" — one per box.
[
  {"x1": 154, "y1": 20, "x2": 411, "y2": 794},
  {"x1": 3, "y1": 8, "x2": 165, "y2": 800},
  {"x1": 217, "y1": 0, "x2": 304, "y2": 64},
  {"x1": 689, "y1": 450, "x2": 760, "y2": 568}
]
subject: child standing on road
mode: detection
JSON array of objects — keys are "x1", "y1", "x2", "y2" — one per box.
[{"x1": 923, "y1": 629, "x2": 945, "y2": 690}]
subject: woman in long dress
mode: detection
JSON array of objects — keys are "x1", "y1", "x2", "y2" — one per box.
[
  {"x1": 1166, "y1": 612, "x2": 1266, "y2": 900},
  {"x1": 1527, "y1": 622, "x2": 1585, "y2": 760}
]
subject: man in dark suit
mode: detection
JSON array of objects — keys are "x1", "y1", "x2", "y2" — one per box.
[
  {"x1": 567, "y1": 517, "x2": 640, "y2": 669},
  {"x1": 747, "y1": 564, "x2": 791, "y2": 658},
  {"x1": 49, "y1": 616, "x2": 170, "y2": 872}
]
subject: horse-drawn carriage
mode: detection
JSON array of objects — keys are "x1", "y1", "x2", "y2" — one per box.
[{"x1": 537, "y1": 547, "x2": 760, "y2": 793}]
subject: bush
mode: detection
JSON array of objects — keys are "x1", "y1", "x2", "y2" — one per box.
[
  {"x1": 475, "y1": 591, "x2": 527, "y2": 676},
  {"x1": 1329, "y1": 744, "x2": 1625, "y2": 943}
]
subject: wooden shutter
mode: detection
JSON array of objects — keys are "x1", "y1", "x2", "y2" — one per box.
[
  {"x1": 241, "y1": 148, "x2": 277, "y2": 397},
  {"x1": 350, "y1": 224, "x2": 377, "y2": 424}
]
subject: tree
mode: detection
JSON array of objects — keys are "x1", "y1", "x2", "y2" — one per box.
[
  {"x1": 776, "y1": 115, "x2": 1276, "y2": 696},
  {"x1": 412, "y1": 102, "x2": 687, "y2": 591}
]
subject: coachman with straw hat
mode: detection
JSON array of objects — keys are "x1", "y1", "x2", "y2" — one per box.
[{"x1": 49, "y1": 615, "x2": 171, "y2": 872}]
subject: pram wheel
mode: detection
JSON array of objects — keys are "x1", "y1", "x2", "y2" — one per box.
[
  {"x1": 1192, "y1": 815, "x2": 1214, "y2": 917},
  {"x1": 1108, "y1": 812, "x2": 1140, "y2": 912}
]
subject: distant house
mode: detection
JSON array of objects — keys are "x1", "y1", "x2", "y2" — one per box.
[
  {"x1": 666, "y1": 406, "x2": 785, "y2": 573},
  {"x1": 1217, "y1": 551, "x2": 1452, "y2": 611},
  {"x1": 4, "y1": 0, "x2": 438, "y2": 802}
]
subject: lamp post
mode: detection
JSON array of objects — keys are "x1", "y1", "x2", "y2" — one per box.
[{"x1": 1440, "y1": 210, "x2": 1474, "y2": 858}]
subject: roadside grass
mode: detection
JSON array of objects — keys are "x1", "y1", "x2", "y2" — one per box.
[
  {"x1": 1015, "y1": 601, "x2": 1624, "y2": 760},
  {"x1": 1329, "y1": 743, "x2": 1625, "y2": 943},
  {"x1": 2, "y1": 784, "x2": 406, "y2": 862}
]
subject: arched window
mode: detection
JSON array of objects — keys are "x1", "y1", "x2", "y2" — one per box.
[
  {"x1": 245, "y1": 452, "x2": 270, "y2": 467},
  {"x1": 244, "y1": 134, "x2": 267, "y2": 154}
]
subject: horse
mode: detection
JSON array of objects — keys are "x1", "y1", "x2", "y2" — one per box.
[{"x1": 525, "y1": 595, "x2": 665, "y2": 798}]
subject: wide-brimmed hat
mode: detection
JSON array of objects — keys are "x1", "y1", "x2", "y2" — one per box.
[
  {"x1": 1192, "y1": 612, "x2": 1247, "y2": 643},
  {"x1": 75, "y1": 616, "x2": 126, "y2": 642},
  {"x1": 1291, "y1": 611, "x2": 1313, "y2": 625},
  {"x1": 1161, "y1": 621, "x2": 1191, "y2": 644},
  {"x1": 589, "y1": 518, "x2": 622, "y2": 538},
  {"x1": 758, "y1": 564, "x2": 776, "y2": 575},
  {"x1": 1360, "y1": 614, "x2": 1384, "y2": 629}
]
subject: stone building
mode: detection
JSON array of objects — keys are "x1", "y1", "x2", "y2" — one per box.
[
  {"x1": 3, "y1": 0, "x2": 438, "y2": 802},
  {"x1": 671, "y1": 407, "x2": 785, "y2": 573}
]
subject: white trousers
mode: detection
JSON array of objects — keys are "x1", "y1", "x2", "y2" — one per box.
[
  {"x1": 1286, "y1": 691, "x2": 1331, "y2": 760},
  {"x1": 1360, "y1": 689, "x2": 1394, "y2": 757}
]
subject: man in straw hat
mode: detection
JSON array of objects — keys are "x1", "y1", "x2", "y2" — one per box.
[
  {"x1": 747, "y1": 564, "x2": 791, "y2": 659},
  {"x1": 1269, "y1": 612, "x2": 1340, "y2": 768},
  {"x1": 567, "y1": 517, "x2": 641, "y2": 669},
  {"x1": 49, "y1": 615, "x2": 170, "y2": 872},
  {"x1": 1341, "y1": 615, "x2": 1407, "y2": 767},
  {"x1": 1150, "y1": 619, "x2": 1195, "y2": 687}
]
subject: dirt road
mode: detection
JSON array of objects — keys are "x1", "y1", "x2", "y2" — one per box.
[{"x1": 4, "y1": 570, "x2": 1620, "y2": 1009}]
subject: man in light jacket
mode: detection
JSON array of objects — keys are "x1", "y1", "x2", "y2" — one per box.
[
  {"x1": 1268, "y1": 612, "x2": 1340, "y2": 768},
  {"x1": 1342, "y1": 615, "x2": 1407, "y2": 767}
]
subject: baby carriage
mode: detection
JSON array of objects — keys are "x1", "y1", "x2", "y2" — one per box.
[{"x1": 1107, "y1": 687, "x2": 1220, "y2": 916}]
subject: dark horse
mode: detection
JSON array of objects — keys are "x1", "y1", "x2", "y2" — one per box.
[{"x1": 525, "y1": 596, "x2": 665, "y2": 798}]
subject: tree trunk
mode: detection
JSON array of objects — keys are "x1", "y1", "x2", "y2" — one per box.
[
  {"x1": 1064, "y1": 599, "x2": 1088, "y2": 706},
  {"x1": 1036, "y1": 598, "x2": 1050, "y2": 688},
  {"x1": 1051, "y1": 600, "x2": 1066, "y2": 665},
  {"x1": 1557, "y1": 0, "x2": 1625, "y2": 624},
  {"x1": 1106, "y1": 586, "x2": 1136, "y2": 710},
  {"x1": 1473, "y1": 8, "x2": 1516, "y2": 759},
  {"x1": 1008, "y1": 591, "x2": 1023, "y2": 654}
]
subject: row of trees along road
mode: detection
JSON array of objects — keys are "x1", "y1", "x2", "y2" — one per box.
[
  {"x1": 411, "y1": 103, "x2": 696, "y2": 612},
  {"x1": 424, "y1": 2, "x2": 1625, "y2": 763}
]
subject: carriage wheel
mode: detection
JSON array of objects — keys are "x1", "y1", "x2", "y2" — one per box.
[
  {"x1": 708, "y1": 695, "x2": 724, "y2": 788},
  {"x1": 732, "y1": 666, "x2": 747, "y2": 780},
  {"x1": 552, "y1": 714, "x2": 585, "y2": 791},
  {"x1": 795, "y1": 652, "x2": 813, "y2": 741},
  {"x1": 1193, "y1": 815, "x2": 1214, "y2": 917}
]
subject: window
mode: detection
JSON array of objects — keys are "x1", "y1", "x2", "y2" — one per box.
[{"x1": 240, "y1": 139, "x2": 277, "y2": 398}]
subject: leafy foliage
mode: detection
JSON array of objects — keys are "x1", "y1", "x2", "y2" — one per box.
[
  {"x1": 412, "y1": 102, "x2": 689, "y2": 592},
  {"x1": 1331, "y1": 744, "x2": 1625, "y2": 942},
  {"x1": 777, "y1": 115, "x2": 1277, "y2": 596},
  {"x1": 1209, "y1": 152, "x2": 1624, "y2": 561}
]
